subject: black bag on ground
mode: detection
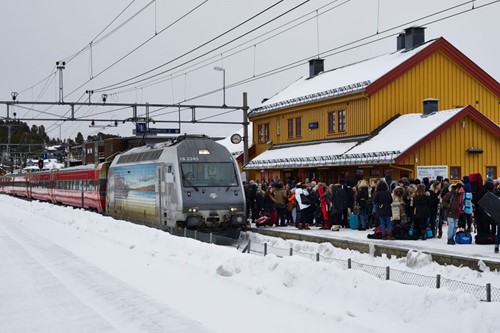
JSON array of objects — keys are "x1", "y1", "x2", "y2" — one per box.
[{"x1": 475, "y1": 233, "x2": 495, "y2": 245}]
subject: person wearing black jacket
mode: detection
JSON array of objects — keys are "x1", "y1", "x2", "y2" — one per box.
[
  {"x1": 414, "y1": 184, "x2": 431, "y2": 240},
  {"x1": 356, "y1": 180, "x2": 370, "y2": 230},
  {"x1": 428, "y1": 181, "x2": 441, "y2": 238},
  {"x1": 330, "y1": 184, "x2": 346, "y2": 230},
  {"x1": 474, "y1": 178, "x2": 495, "y2": 236},
  {"x1": 373, "y1": 180, "x2": 393, "y2": 240}
]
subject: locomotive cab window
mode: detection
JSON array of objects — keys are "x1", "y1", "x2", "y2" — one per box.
[{"x1": 181, "y1": 162, "x2": 239, "y2": 188}]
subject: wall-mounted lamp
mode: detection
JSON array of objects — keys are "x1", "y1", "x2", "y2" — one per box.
[
  {"x1": 102, "y1": 94, "x2": 108, "y2": 103},
  {"x1": 11, "y1": 92, "x2": 18, "y2": 101},
  {"x1": 466, "y1": 148, "x2": 483, "y2": 154}
]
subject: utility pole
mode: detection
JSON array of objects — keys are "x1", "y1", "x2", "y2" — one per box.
[
  {"x1": 243, "y1": 92, "x2": 249, "y2": 181},
  {"x1": 56, "y1": 61, "x2": 65, "y2": 103}
]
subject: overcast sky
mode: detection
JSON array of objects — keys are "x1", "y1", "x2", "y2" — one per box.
[{"x1": 1, "y1": 0, "x2": 498, "y2": 142}]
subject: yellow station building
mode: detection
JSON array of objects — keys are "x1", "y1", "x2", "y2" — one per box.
[{"x1": 245, "y1": 27, "x2": 500, "y2": 184}]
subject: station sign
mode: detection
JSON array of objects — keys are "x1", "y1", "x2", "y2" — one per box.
[{"x1": 135, "y1": 122, "x2": 179, "y2": 135}]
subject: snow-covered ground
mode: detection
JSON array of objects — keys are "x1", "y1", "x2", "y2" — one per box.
[{"x1": 1, "y1": 194, "x2": 499, "y2": 333}]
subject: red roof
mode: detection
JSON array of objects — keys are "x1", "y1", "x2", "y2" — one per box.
[
  {"x1": 366, "y1": 37, "x2": 500, "y2": 97},
  {"x1": 394, "y1": 105, "x2": 500, "y2": 163}
]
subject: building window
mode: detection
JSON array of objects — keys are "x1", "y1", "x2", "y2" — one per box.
[
  {"x1": 486, "y1": 166, "x2": 497, "y2": 179},
  {"x1": 450, "y1": 166, "x2": 461, "y2": 180},
  {"x1": 287, "y1": 117, "x2": 302, "y2": 138},
  {"x1": 338, "y1": 110, "x2": 346, "y2": 132},
  {"x1": 328, "y1": 111, "x2": 336, "y2": 133},
  {"x1": 295, "y1": 117, "x2": 302, "y2": 137},
  {"x1": 257, "y1": 123, "x2": 269, "y2": 143}
]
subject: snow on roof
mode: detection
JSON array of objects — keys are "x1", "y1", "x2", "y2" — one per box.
[
  {"x1": 245, "y1": 108, "x2": 462, "y2": 169},
  {"x1": 245, "y1": 141, "x2": 357, "y2": 169},
  {"x1": 347, "y1": 108, "x2": 461, "y2": 155},
  {"x1": 251, "y1": 40, "x2": 435, "y2": 115}
]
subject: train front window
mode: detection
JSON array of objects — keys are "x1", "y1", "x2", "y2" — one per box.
[{"x1": 181, "y1": 162, "x2": 239, "y2": 188}]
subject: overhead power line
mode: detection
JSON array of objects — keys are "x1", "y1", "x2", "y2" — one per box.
[
  {"x1": 173, "y1": 0, "x2": 499, "y2": 105},
  {"x1": 91, "y1": 0, "x2": 293, "y2": 93},
  {"x1": 63, "y1": 0, "x2": 210, "y2": 100}
]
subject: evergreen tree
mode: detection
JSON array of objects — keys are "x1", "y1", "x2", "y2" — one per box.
[{"x1": 75, "y1": 132, "x2": 84, "y2": 145}]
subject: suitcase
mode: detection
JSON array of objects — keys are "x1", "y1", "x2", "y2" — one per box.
[
  {"x1": 349, "y1": 212, "x2": 359, "y2": 230},
  {"x1": 478, "y1": 192, "x2": 500, "y2": 223}
]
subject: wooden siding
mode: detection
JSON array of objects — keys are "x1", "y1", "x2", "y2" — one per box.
[
  {"x1": 370, "y1": 51, "x2": 500, "y2": 131},
  {"x1": 250, "y1": 93, "x2": 369, "y2": 155},
  {"x1": 399, "y1": 116, "x2": 500, "y2": 176}
]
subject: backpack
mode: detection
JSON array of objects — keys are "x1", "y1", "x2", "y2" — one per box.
[{"x1": 462, "y1": 192, "x2": 473, "y2": 214}]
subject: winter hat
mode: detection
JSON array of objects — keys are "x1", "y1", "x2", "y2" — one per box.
[
  {"x1": 462, "y1": 175, "x2": 472, "y2": 193},
  {"x1": 484, "y1": 177, "x2": 494, "y2": 190}
]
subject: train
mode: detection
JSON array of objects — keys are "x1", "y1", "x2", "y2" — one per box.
[{"x1": 0, "y1": 134, "x2": 247, "y2": 238}]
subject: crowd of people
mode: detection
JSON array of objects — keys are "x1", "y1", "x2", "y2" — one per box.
[{"x1": 243, "y1": 174, "x2": 500, "y2": 253}]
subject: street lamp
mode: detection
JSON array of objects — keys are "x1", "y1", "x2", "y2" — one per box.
[{"x1": 214, "y1": 66, "x2": 226, "y2": 107}]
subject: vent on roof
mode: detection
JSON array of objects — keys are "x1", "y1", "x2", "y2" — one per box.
[
  {"x1": 404, "y1": 26, "x2": 426, "y2": 51},
  {"x1": 423, "y1": 98, "x2": 439, "y2": 115},
  {"x1": 397, "y1": 33, "x2": 406, "y2": 51},
  {"x1": 308, "y1": 58, "x2": 324, "y2": 78}
]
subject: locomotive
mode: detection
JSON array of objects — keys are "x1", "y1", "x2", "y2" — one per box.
[{"x1": 0, "y1": 135, "x2": 247, "y2": 238}]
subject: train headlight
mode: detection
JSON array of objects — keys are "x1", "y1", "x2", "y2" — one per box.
[
  {"x1": 229, "y1": 207, "x2": 238, "y2": 212},
  {"x1": 188, "y1": 207, "x2": 198, "y2": 213}
]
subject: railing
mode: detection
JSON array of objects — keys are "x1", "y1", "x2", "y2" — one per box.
[
  {"x1": 165, "y1": 226, "x2": 244, "y2": 247},
  {"x1": 163, "y1": 226, "x2": 499, "y2": 303},
  {"x1": 240, "y1": 238, "x2": 500, "y2": 303}
]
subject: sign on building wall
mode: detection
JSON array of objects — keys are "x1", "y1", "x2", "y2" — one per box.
[{"x1": 417, "y1": 165, "x2": 448, "y2": 180}]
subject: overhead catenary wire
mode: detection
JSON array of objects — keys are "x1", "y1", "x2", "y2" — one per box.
[
  {"x1": 41, "y1": 0, "x2": 500, "y2": 136},
  {"x1": 62, "y1": 0, "x2": 209, "y2": 101},
  {"x1": 111, "y1": 0, "x2": 350, "y2": 96},
  {"x1": 91, "y1": 0, "x2": 292, "y2": 93},
  {"x1": 16, "y1": 0, "x2": 141, "y2": 100},
  {"x1": 161, "y1": 0, "x2": 495, "y2": 106},
  {"x1": 17, "y1": 0, "x2": 500, "y2": 137}
]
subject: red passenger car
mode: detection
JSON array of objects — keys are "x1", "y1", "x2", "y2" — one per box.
[
  {"x1": 0, "y1": 163, "x2": 109, "y2": 213},
  {"x1": 51, "y1": 163, "x2": 109, "y2": 212}
]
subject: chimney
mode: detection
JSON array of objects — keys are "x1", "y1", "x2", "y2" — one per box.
[
  {"x1": 396, "y1": 33, "x2": 406, "y2": 51},
  {"x1": 308, "y1": 58, "x2": 324, "y2": 78},
  {"x1": 423, "y1": 98, "x2": 439, "y2": 115},
  {"x1": 404, "y1": 26, "x2": 426, "y2": 50}
]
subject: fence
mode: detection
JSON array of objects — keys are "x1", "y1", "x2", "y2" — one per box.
[
  {"x1": 241, "y1": 238, "x2": 500, "y2": 303},
  {"x1": 164, "y1": 227, "x2": 500, "y2": 303},
  {"x1": 165, "y1": 226, "x2": 241, "y2": 246}
]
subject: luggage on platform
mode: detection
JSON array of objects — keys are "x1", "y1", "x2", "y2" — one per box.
[
  {"x1": 455, "y1": 231, "x2": 472, "y2": 244},
  {"x1": 349, "y1": 212, "x2": 359, "y2": 230},
  {"x1": 475, "y1": 233, "x2": 495, "y2": 245},
  {"x1": 255, "y1": 210, "x2": 271, "y2": 227},
  {"x1": 478, "y1": 192, "x2": 500, "y2": 224}
]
